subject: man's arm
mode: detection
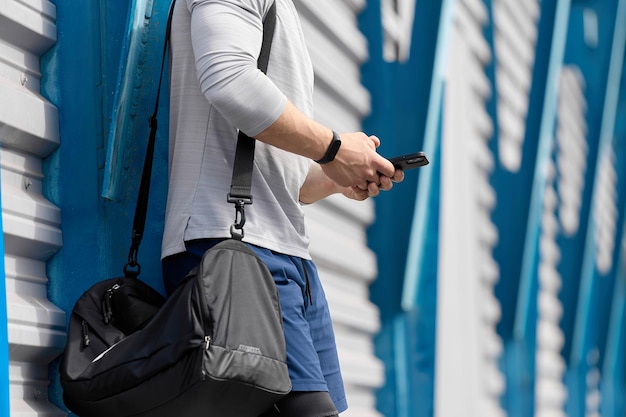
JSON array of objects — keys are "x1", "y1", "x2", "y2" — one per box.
[{"x1": 255, "y1": 101, "x2": 397, "y2": 190}]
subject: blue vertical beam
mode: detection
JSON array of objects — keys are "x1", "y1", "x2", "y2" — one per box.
[
  {"x1": 599, "y1": 62, "x2": 626, "y2": 415},
  {"x1": 490, "y1": 0, "x2": 559, "y2": 346},
  {"x1": 603, "y1": 49, "x2": 626, "y2": 414},
  {"x1": 0, "y1": 183, "x2": 9, "y2": 417},
  {"x1": 353, "y1": 1, "x2": 403, "y2": 414},
  {"x1": 486, "y1": 5, "x2": 564, "y2": 412},
  {"x1": 392, "y1": 1, "x2": 453, "y2": 412},
  {"x1": 600, "y1": 237, "x2": 626, "y2": 417},
  {"x1": 515, "y1": 0, "x2": 571, "y2": 342},
  {"x1": 568, "y1": 1, "x2": 626, "y2": 415},
  {"x1": 509, "y1": 1, "x2": 571, "y2": 416},
  {"x1": 360, "y1": 0, "x2": 450, "y2": 416},
  {"x1": 401, "y1": 0, "x2": 454, "y2": 311},
  {"x1": 483, "y1": 0, "x2": 568, "y2": 413},
  {"x1": 558, "y1": 0, "x2": 619, "y2": 366},
  {"x1": 393, "y1": 92, "x2": 443, "y2": 417}
]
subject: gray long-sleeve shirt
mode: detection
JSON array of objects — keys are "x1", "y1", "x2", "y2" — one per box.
[{"x1": 163, "y1": 0, "x2": 315, "y2": 259}]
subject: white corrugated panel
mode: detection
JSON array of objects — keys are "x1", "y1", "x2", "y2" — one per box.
[
  {"x1": 557, "y1": 67, "x2": 588, "y2": 237},
  {"x1": 435, "y1": 0, "x2": 505, "y2": 416},
  {"x1": 380, "y1": 0, "x2": 417, "y2": 62},
  {"x1": 0, "y1": 0, "x2": 65, "y2": 416},
  {"x1": 533, "y1": 66, "x2": 590, "y2": 417},
  {"x1": 593, "y1": 146, "x2": 618, "y2": 274},
  {"x1": 493, "y1": 0, "x2": 540, "y2": 172},
  {"x1": 534, "y1": 179, "x2": 567, "y2": 417},
  {"x1": 294, "y1": 1, "x2": 384, "y2": 415}
]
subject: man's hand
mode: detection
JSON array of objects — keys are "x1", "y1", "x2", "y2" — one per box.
[
  {"x1": 299, "y1": 164, "x2": 404, "y2": 204},
  {"x1": 319, "y1": 132, "x2": 396, "y2": 190},
  {"x1": 338, "y1": 168, "x2": 405, "y2": 201}
]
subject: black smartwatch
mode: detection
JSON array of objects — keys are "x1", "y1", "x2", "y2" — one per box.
[{"x1": 315, "y1": 131, "x2": 342, "y2": 164}]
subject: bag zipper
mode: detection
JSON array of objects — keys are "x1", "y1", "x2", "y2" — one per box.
[
  {"x1": 102, "y1": 283, "x2": 120, "y2": 324},
  {"x1": 196, "y1": 272, "x2": 214, "y2": 379},
  {"x1": 81, "y1": 320, "x2": 91, "y2": 347}
]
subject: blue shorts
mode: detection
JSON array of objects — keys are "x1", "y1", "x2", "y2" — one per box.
[{"x1": 162, "y1": 239, "x2": 347, "y2": 413}]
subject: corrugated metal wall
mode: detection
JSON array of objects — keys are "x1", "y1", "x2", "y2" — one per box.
[
  {"x1": 3, "y1": 1, "x2": 624, "y2": 416},
  {"x1": 0, "y1": 0, "x2": 65, "y2": 415},
  {"x1": 432, "y1": 0, "x2": 626, "y2": 415},
  {"x1": 435, "y1": 1, "x2": 505, "y2": 415},
  {"x1": 295, "y1": 1, "x2": 386, "y2": 416}
]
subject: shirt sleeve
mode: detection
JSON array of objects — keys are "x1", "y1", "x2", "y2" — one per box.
[{"x1": 185, "y1": 0, "x2": 287, "y2": 137}]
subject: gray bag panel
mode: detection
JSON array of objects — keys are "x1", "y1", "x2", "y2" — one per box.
[{"x1": 194, "y1": 239, "x2": 287, "y2": 361}]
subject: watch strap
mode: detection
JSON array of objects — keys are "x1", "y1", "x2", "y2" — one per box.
[{"x1": 315, "y1": 131, "x2": 341, "y2": 164}]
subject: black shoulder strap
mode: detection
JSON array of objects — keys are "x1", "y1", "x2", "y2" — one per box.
[
  {"x1": 124, "y1": 1, "x2": 177, "y2": 277},
  {"x1": 125, "y1": 0, "x2": 277, "y2": 275},
  {"x1": 228, "y1": 1, "x2": 277, "y2": 238}
]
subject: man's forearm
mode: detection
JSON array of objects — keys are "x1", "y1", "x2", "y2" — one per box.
[{"x1": 254, "y1": 100, "x2": 332, "y2": 162}]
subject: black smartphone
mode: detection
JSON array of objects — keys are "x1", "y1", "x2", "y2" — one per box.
[{"x1": 388, "y1": 152, "x2": 429, "y2": 170}]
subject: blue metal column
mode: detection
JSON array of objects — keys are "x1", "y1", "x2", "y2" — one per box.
[
  {"x1": 360, "y1": 1, "x2": 451, "y2": 416},
  {"x1": 599, "y1": 49, "x2": 626, "y2": 414},
  {"x1": 601, "y1": 239, "x2": 626, "y2": 417},
  {"x1": 567, "y1": 1, "x2": 626, "y2": 415},
  {"x1": 512, "y1": 2, "x2": 571, "y2": 416},
  {"x1": 0, "y1": 182, "x2": 9, "y2": 417},
  {"x1": 394, "y1": 1, "x2": 453, "y2": 414},
  {"x1": 484, "y1": 0, "x2": 570, "y2": 414},
  {"x1": 557, "y1": 0, "x2": 621, "y2": 381}
]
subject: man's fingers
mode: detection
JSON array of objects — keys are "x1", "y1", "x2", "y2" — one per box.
[
  {"x1": 375, "y1": 157, "x2": 395, "y2": 178},
  {"x1": 368, "y1": 172, "x2": 381, "y2": 185},
  {"x1": 349, "y1": 186, "x2": 369, "y2": 201},
  {"x1": 369, "y1": 135, "x2": 381, "y2": 148},
  {"x1": 392, "y1": 168, "x2": 404, "y2": 183},
  {"x1": 367, "y1": 182, "x2": 380, "y2": 197},
  {"x1": 379, "y1": 176, "x2": 393, "y2": 191}
]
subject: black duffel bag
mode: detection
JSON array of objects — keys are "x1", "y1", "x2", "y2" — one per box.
[{"x1": 60, "y1": 238, "x2": 291, "y2": 417}]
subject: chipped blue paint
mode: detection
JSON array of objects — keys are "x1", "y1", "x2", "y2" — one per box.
[{"x1": 102, "y1": 0, "x2": 157, "y2": 200}]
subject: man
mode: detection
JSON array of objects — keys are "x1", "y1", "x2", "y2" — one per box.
[{"x1": 161, "y1": 0, "x2": 404, "y2": 415}]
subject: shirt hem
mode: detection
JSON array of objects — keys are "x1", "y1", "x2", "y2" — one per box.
[{"x1": 162, "y1": 228, "x2": 311, "y2": 260}]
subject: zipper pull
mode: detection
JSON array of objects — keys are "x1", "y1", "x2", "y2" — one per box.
[
  {"x1": 204, "y1": 336, "x2": 211, "y2": 350},
  {"x1": 82, "y1": 320, "x2": 91, "y2": 347},
  {"x1": 102, "y1": 283, "x2": 120, "y2": 324}
]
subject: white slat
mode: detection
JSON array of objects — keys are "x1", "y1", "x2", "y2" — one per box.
[
  {"x1": 435, "y1": 3, "x2": 505, "y2": 416},
  {"x1": 493, "y1": 0, "x2": 541, "y2": 172},
  {"x1": 0, "y1": 1, "x2": 65, "y2": 416}
]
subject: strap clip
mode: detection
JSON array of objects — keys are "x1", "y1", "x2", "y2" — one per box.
[{"x1": 228, "y1": 196, "x2": 252, "y2": 240}]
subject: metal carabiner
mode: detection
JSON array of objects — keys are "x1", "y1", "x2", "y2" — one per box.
[{"x1": 230, "y1": 200, "x2": 246, "y2": 240}]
